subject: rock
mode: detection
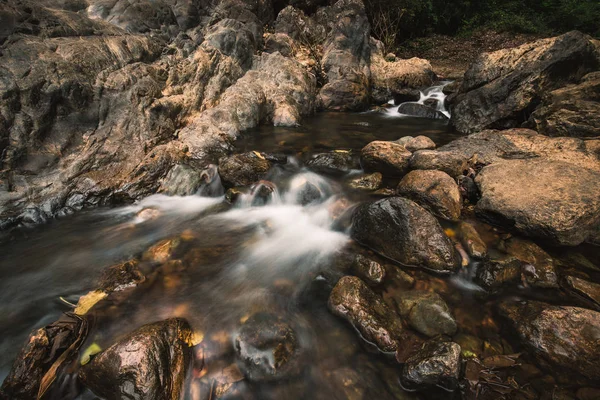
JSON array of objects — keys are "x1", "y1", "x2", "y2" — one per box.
[
  {"x1": 1, "y1": 314, "x2": 86, "y2": 399},
  {"x1": 401, "y1": 339, "x2": 461, "y2": 392},
  {"x1": 159, "y1": 164, "x2": 204, "y2": 196},
  {"x1": 457, "y1": 222, "x2": 487, "y2": 259},
  {"x1": 351, "y1": 197, "x2": 459, "y2": 273},
  {"x1": 451, "y1": 31, "x2": 600, "y2": 134},
  {"x1": 218, "y1": 152, "x2": 273, "y2": 187},
  {"x1": 498, "y1": 300, "x2": 600, "y2": 382},
  {"x1": 370, "y1": 43, "x2": 436, "y2": 104},
  {"x1": 319, "y1": 0, "x2": 371, "y2": 111},
  {"x1": 328, "y1": 276, "x2": 404, "y2": 352},
  {"x1": 404, "y1": 136, "x2": 436, "y2": 152},
  {"x1": 234, "y1": 313, "x2": 302, "y2": 381},
  {"x1": 503, "y1": 238, "x2": 558, "y2": 289},
  {"x1": 346, "y1": 172, "x2": 382, "y2": 191},
  {"x1": 396, "y1": 170, "x2": 461, "y2": 221},
  {"x1": 352, "y1": 254, "x2": 385, "y2": 285},
  {"x1": 202, "y1": 18, "x2": 257, "y2": 70},
  {"x1": 395, "y1": 291, "x2": 457, "y2": 337},
  {"x1": 562, "y1": 276, "x2": 600, "y2": 310},
  {"x1": 98, "y1": 260, "x2": 146, "y2": 293},
  {"x1": 263, "y1": 33, "x2": 296, "y2": 57},
  {"x1": 305, "y1": 150, "x2": 358, "y2": 176},
  {"x1": 475, "y1": 256, "x2": 523, "y2": 291},
  {"x1": 528, "y1": 71, "x2": 600, "y2": 138},
  {"x1": 476, "y1": 159, "x2": 600, "y2": 246},
  {"x1": 457, "y1": 175, "x2": 480, "y2": 204},
  {"x1": 397, "y1": 102, "x2": 448, "y2": 120},
  {"x1": 360, "y1": 141, "x2": 412, "y2": 177},
  {"x1": 409, "y1": 128, "x2": 600, "y2": 178},
  {"x1": 79, "y1": 318, "x2": 193, "y2": 400}
]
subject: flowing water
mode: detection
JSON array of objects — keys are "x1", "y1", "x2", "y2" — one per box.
[{"x1": 0, "y1": 92, "x2": 597, "y2": 399}]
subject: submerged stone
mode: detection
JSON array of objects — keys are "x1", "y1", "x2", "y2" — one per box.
[
  {"x1": 346, "y1": 172, "x2": 383, "y2": 191},
  {"x1": 395, "y1": 290, "x2": 457, "y2": 337},
  {"x1": 457, "y1": 221, "x2": 487, "y2": 259},
  {"x1": 401, "y1": 339, "x2": 462, "y2": 392},
  {"x1": 306, "y1": 151, "x2": 358, "y2": 176},
  {"x1": 328, "y1": 276, "x2": 404, "y2": 352}
]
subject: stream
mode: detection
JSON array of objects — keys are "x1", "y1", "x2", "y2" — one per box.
[{"x1": 0, "y1": 85, "x2": 597, "y2": 400}]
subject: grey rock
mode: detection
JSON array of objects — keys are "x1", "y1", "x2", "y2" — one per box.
[{"x1": 401, "y1": 339, "x2": 461, "y2": 391}]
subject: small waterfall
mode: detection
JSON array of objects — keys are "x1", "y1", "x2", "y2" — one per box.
[{"x1": 386, "y1": 81, "x2": 452, "y2": 119}]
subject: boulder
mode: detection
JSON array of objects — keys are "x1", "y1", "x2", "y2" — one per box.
[
  {"x1": 396, "y1": 170, "x2": 461, "y2": 221},
  {"x1": 397, "y1": 102, "x2": 448, "y2": 120},
  {"x1": 475, "y1": 256, "x2": 523, "y2": 291},
  {"x1": 404, "y1": 136, "x2": 436, "y2": 152},
  {"x1": 234, "y1": 313, "x2": 302, "y2": 381},
  {"x1": 346, "y1": 172, "x2": 382, "y2": 191},
  {"x1": 352, "y1": 254, "x2": 385, "y2": 285},
  {"x1": 360, "y1": 141, "x2": 412, "y2": 177},
  {"x1": 318, "y1": 0, "x2": 371, "y2": 111},
  {"x1": 451, "y1": 31, "x2": 600, "y2": 134},
  {"x1": 395, "y1": 291, "x2": 457, "y2": 337},
  {"x1": 401, "y1": 339, "x2": 461, "y2": 392},
  {"x1": 79, "y1": 318, "x2": 193, "y2": 400},
  {"x1": 409, "y1": 128, "x2": 600, "y2": 178},
  {"x1": 202, "y1": 18, "x2": 257, "y2": 69},
  {"x1": 370, "y1": 42, "x2": 436, "y2": 104},
  {"x1": 528, "y1": 71, "x2": 600, "y2": 138},
  {"x1": 218, "y1": 152, "x2": 272, "y2": 187},
  {"x1": 498, "y1": 300, "x2": 600, "y2": 382},
  {"x1": 476, "y1": 159, "x2": 600, "y2": 246},
  {"x1": 305, "y1": 150, "x2": 358, "y2": 176},
  {"x1": 263, "y1": 32, "x2": 296, "y2": 57},
  {"x1": 328, "y1": 276, "x2": 404, "y2": 352},
  {"x1": 351, "y1": 197, "x2": 459, "y2": 273}
]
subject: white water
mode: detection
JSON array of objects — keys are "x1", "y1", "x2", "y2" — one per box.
[{"x1": 386, "y1": 81, "x2": 452, "y2": 119}]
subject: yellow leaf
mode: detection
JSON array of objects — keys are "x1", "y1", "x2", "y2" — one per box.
[
  {"x1": 74, "y1": 291, "x2": 108, "y2": 315},
  {"x1": 80, "y1": 343, "x2": 102, "y2": 366},
  {"x1": 252, "y1": 151, "x2": 265, "y2": 160}
]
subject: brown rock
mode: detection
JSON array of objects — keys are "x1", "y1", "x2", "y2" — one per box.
[
  {"x1": 405, "y1": 136, "x2": 436, "y2": 152},
  {"x1": 503, "y1": 237, "x2": 558, "y2": 289},
  {"x1": 563, "y1": 276, "x2": 600, "y2": 310},
  {"x1": 360, "y1": 141, "x2": 412, "y2": 177},
  {"x1": 397, "y1": 170, "x2": 461, "y2": 221},
  {"x1": 328, "y1": 276, "x2": 404, "y2": 352},
  {"x1": 457, "y1": 222, "x2": 487, "y2": 259}
]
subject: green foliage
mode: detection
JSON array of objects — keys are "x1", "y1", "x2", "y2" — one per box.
[{"x1": 364, "y1": 0, "x2": 600, "y2": 47}]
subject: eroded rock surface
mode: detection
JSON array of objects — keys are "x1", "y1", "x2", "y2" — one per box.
[
  {"x1": 396, "y1": 170, "x2": 461, "y2": 221},
  {"x1": 401, "y1": 339, "x2": 461, "y2": 392}
]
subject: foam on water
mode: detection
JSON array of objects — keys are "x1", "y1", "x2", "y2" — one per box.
[{"x1": 386, "y1": 81, "x2": 452, "y2": 119}]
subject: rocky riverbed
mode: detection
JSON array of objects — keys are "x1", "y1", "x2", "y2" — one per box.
[{"x1": 1, "y1": 0, "x2": 600, "y2": 399}]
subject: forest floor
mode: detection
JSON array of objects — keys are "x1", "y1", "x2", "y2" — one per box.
[{"x1": 397, "y1": 30, "x2": 545, "y2": 79}]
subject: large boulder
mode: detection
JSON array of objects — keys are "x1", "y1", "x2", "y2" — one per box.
[
  {"x1": 305, "y1": 150, "x2": 359, "y2": 176},
  {"x1": 451, "y1": 31, "x2": 600, "y2": 134},
  {"x1": 475, "y1": 159, "x2": 600, "y2": 246},
  {"x1": 409, "y1": 128, "x2": 600, "y2": 178},
  {"x1": 528, "y1": 71, "x2": 600, "y2": 138},
  {"x1": 396, "y1": 170, "x2": 461, "y2": 221},
  {"x1": 318, "y1": 0, "x2": 371, "y2": 111},
  {"x1": 498, "y1": 300, "x2": 600, "y2": 382},
  {"x1": 79, "y1": 318, "x2": 194, "y2": 400},
  {"x1": 328, "y1": 276, "x2": 404, "y2": 352},
  {"x1": 351, "y1": 197, "x2": 459, "y2": 273},
  {"x1": 360, "y1": 141, "x2": 412, "y2": 177}
]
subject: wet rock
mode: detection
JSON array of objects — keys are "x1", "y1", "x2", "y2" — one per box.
[
  {"x1": 395, "y1": 290, "x2": 457, "y2": 337},
  {"x1": 476, "y1": 159, "x2": 600, "y2": 246},
  {"x1": 401, "y1": 339, "x2": 461, "y2": 392},
  {"x1": 397, "y1": 102, "x2": 448, "y2": 120},
  {"x1": 370, "y1": 42, "x2": 436, "y2": 104},
  {"x1": 498, "y1": 300, "x2": 600, "y2": 382},
  {"x1": 393, "y1": 88, "x2": 421, "y2": 105},
  {"x1": 404, "y1": 136, "x2": 436, "y2": 152},
  {"x1": 396, "y1": 170, "x2": 461, "y2": 221},
  {"x1": 457, "y1": 222, "x2": 487, "y2": 259},
  {"x1": 218, "y1": 152, "x2": 273, "y2": 188},
  {"x1": 408, "y1": 128, "x2": 600, "y2": 178},
  {"x1": 328, "y1": 276, "x2": 404, "y2": 352},
  {"x1": 352, "y1": 197, "x2": 459, "y2": 272},
  {"x1": 1, "y1": 314, "x2": 86, "y2": 400},
  {"x1": 143, "y1": 238, "x2": 182, "y2": 264},
  {"x1": 503, "y1": 237, "x2": 558, "y2": 289},
  {"x1": 528, "y1": 71, "x2": 600, "y2": 138},
  {"x1": 360, "y1": 141, "x2": 412, "y2": 177},
  {"x1": 79, "y1": 318, "x2": 193, "y2": 400},
  {"x1": 352, "y1": 254, "x2": 385, "y2": 285},
  {"x1": 346, "y1": 172, "x2": 382, "y2": 191},
  {"x1": 475, "y1": 256, "x2": 523, "y2": 291},
  {"x1": 98, "y1": 260, "x2": 146, "y2": 293},
  {"x1": 234, "y1": 313, "x2": 302, "y2": 381},
  {"x1": 319, "y1": 0, "x2": 371, "y2": 111},
  {"x1": 451, "y1": 31, "x2": 600, "y2": 134},
  {"x1": 457, "y1": 174, "x2": 480, "y2": 204},
  {"x1": 159, "y1": 164, "x2": 204, "y2": 196},
  {"x1": 305, "y1": 150, "x2": 358, "y2": 176},
  {"x1": 562, "y1": 276, "x2": 600, "y2": 310}
]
